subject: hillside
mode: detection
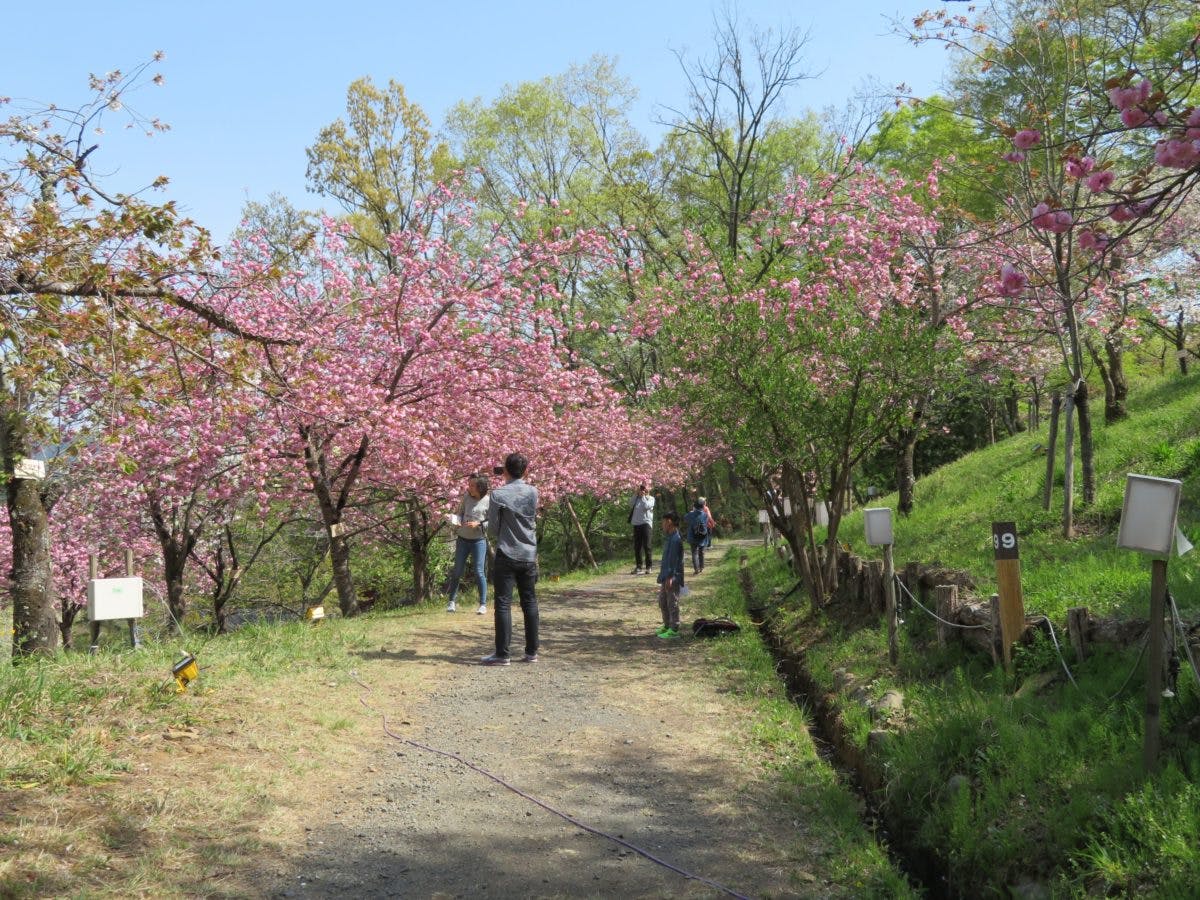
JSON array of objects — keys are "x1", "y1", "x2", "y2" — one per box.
[{"x1": 842, "y1": 373, "x2": 1200, "y2": 620}]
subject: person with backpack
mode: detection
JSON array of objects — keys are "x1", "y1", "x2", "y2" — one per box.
[{"x1": 684, "y1": 497, "x2": 713, "y2": 575}]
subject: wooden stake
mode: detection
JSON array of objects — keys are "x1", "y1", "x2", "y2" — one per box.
[
  {"x1": 883, "y1": 544, "x2": 898, "y2": 665},
  {"x1": 935, "y1": 585, "x2": 958, "y2": 648},
  {"x1": 1144, "y1": 558, "x2": 1168, "y2": 772},
  {"x1": 992, "y1": 522, "x2": 1026, "y2": 670}
]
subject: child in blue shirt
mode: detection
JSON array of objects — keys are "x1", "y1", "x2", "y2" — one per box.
[{"x1": 656, "y1": 512, "x2": 685, "y2": 638}]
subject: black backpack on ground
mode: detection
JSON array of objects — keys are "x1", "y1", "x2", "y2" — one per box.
[{"x1": 692, "y1": 617, "x2": 740, "y2": 638}]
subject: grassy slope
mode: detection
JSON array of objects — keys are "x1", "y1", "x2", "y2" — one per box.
[
  {"x1": 745, "y1": 373, "x2": 1200, "y2": 896},
  {"x1": 842, "y1": 373, "x2": 1200, "y2": 619}
]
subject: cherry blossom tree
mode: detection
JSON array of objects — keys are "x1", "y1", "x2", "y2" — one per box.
[{"x1": 643, "y1": 168, "x2": 965, "y2": 608}]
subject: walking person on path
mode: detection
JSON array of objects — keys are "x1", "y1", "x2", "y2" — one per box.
[
  {"x1": 628, "y1": 482, "x2": 655, "y2": 575},
  {"x1": 684, "y1": 498, "x2": 712, "y2": 575},
  {"x1": 446, "y1": 473, "x2": 491, "y2": 614},
  {"x1": 655, "y1": 512, "x2": 685, "y2": 639},
  {"x1": 482, "y1": 452, "x2": 540, "y2": 666}
]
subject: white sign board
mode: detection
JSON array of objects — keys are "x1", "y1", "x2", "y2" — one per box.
[
  {"x1": 813, "y1": 501, "x2": 829, "y2": 527},
  {"x1": 864, "y1": 508, "x2": 894, "y2": 546},
  {"x1": 13, "y1": 458, "x2": 45, "y2": 480},
  {"x1": 87, "y1": 577, "x2": 144, "y2": 620},
  {"x1": 1117, "y1": 474, "x2": 1182, "y2": 557},
  {"x1": 757, "y1": 509, "x2": 769, "y2": 524}
]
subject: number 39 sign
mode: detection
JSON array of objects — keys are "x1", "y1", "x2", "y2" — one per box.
[{"x1": 992, "y1": 522, "x2": 1019, "y2": 559}]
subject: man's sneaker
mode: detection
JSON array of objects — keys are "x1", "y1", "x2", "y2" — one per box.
[
  {"x1": 480, "y1": 654, "x2": 510, "y2": 666},
  {"x1": 521, "y1": 653, "x2": 539, "y2": 663},
  {"x1": 446, "y1": 601, "x2": 457, "y2": 612},
  {"x1": 477, "y1": 604, "x2": 487, "y2": 615},
  {"x1": 631, "y1": 567, "x2": 642, "y2": 575}
]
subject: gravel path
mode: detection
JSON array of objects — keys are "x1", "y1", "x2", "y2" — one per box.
[{"x1": 270, "y1": 545, "x2": 835, "y2": 899}]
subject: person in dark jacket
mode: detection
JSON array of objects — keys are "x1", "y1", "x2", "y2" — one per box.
[
  {"x1": 684, "y1": 498, "x2": 712, "y2": 575},
  {"x1": 481, "y1": 452, "x2": 539, "y2": 665},
  {"x1": 655, "y1": 512, "x2": 685, "y2": 638}
]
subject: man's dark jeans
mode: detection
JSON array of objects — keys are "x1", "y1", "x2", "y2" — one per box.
[
  {"x1": 633, "y1": 523, "x2": 653, "y2": 570},
  {"x1": 493, "y1": 551, "x2": 539, "y2": 659}
]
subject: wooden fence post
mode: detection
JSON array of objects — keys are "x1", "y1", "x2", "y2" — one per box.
[
  {"x1": 935, "y1": 585, "x2": 959, "y2": 648},
  {"x1": 1067, "y1": 607, "x2": 1089, "y2": 663}
]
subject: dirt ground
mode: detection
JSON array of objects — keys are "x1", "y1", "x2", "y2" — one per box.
[{"x1": 263, "y1": 547, "x2": 842, "y2": 899}]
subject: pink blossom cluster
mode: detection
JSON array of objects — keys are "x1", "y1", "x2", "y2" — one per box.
[{"x1": 1030, "y1": 202, "x2": 1073, "y2": 233}]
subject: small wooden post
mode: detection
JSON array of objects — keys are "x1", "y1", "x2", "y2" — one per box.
[
  {"x1": 1144, "y1": 558, "x2": 1168, "y2": 772},
  {"x1": 1066, "y1": 606, "x2": 1089, "y2": 662},
  {"x1": 904, "y1": 561, "x2": 921, "y2": 603},
  {"x1": 861, "y1": 560, "x2": 879, "y2": 612},
  {"x1": 883, "y1": 544, "x2": 898, "y2": 665},
  {"x1": 989, "y1": 594, "x2": 1002, "y2": 666},
  {"x1": 935, "y1": 585, "x2": 958, "y2": 648},
  {"x1": 88, "y1": 554, "x2": 101, "y2": 651},
  {"x1": 993, "y1": 522, "x2": 1026, "y2": 669},
  {"x1": 124, "y1": 549, "x2": 142, "y2": 649}
]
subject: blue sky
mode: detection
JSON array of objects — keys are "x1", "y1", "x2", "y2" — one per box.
[{"x1": 4, "y1": 1, "x2": 955, "y2": 242}]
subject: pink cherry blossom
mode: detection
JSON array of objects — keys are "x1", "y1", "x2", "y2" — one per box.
[
  {"x1": 1078, "y1": 230, "x2": 1109, "y2": 252},
  {"x1": 1031, "y1": 202, "x2": 1073, "y2": 233},
  {"x1": 1154, "y1": 138, "x2": 1200, "y2": 169},
  {"x1": 999, "y1": 263, "x2": 1028, "y2": 297},
  {"x1": 1012, "y1": 129, "x2": 1042, "y2": 150},
  {"x1": 1064, "y1": 156, "x2": 1095, "y2": 178},
  {"x1": 1120, "y1": 107, "x2": 1151, "y2": 128},
  {"x1": 1085, "y1": 170, "x2": 1115, "y2": 193},
  {"x1": 1108, "y1": 79, "x2": 1151, "y2": 111},
  {"x1": 1002, "y1": 151, "x2": 1026, "y2": 163}
]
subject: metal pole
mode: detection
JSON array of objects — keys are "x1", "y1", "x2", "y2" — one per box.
[
  {"x1": 1144, "y1": 557, "x2": 1168, "y2": 772},
  {"x1": 88, "y1": 554, "x2": 100, "y2": 652},
  {"x1": 124, "y1": 549, "x2": 142, "y2": 649}
]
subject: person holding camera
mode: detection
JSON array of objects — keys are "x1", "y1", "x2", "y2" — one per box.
[
  {"x1": 628, "y1": 483, "x2": 655, "y2": 575},
  {"x1": 481, "y1": 453, "x2": 540, "y2": 666},
  {"x1": 445, "y1": 473, "x2": 490, "y2": 614}
]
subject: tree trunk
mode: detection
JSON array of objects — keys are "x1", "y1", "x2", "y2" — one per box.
[
  {"x1": 408, "y1": 506, "x2": 432, "y2": 604},
  {"x1": 1087, "y1": 338, "x2": 1128, "y2": 424},
  {"x1": 1062, "y1": 387, "x2": 1076, "y2": 539},
  {"x1": 1043, "y1": 391, "x2": 1061, "y2": 512},
  {"x1": 897, "y1": 430, "x2": 918, "y2": 517},
  {"x1": 564, "y1": 499, "x2": 597, "y2": 569},
  {"x1": 1075, "y1": 379, "x2": 1096, "y2": 506},
  {"x1": 328, "y1": 533, "x2": 358, "y2": 616},
  {"x1": 1106, "y1": 338, "x2": 1128, "y2": 423},
  {"x1": 8, "y1": 474, "x2": 56, "y2": 659}
]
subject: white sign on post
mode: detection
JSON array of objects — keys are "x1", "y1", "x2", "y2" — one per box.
[
  {"x1": 13, "y1": 458, "x2": 45, "y2": 480},
  {"x1": 756, "y1": 510, "x2": 769, "y2": 524},
  {"x1": 87, "y1": 577, "x2": 144, "y2": 621},
  {"x1": 864, "y1": 508, "x2": 894, "y2": 546},
  {"x1": 1117, "y1": 474, "x2": 1182, "y2": 557}
]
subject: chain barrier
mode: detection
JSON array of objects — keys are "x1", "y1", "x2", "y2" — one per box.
[{"x1": 893, "y1": 575, "x2": 988, "y2": 629}]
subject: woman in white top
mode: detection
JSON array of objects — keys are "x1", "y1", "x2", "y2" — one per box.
[{"x1": 447, "y1": 473, "x2": 491, "y2": 613}]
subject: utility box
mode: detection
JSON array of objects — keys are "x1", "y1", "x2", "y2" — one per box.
[{"x1": 87, "y1": 577, "x2": 144, "y2": 621}]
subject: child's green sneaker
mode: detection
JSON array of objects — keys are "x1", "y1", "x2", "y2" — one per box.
[{"x1": 657, "y1": 628, "x2": 680, "y2": 639}]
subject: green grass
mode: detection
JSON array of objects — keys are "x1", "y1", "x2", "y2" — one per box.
[
  {"x1": 694, "y1": 551, "x2": 917, "y2": 898},
  {"x1": 740, "y1": 535, "x2": 1200, "y2": 897},
  {"x1": 841, "y1": 373, "x2": 1200, "y2": 620}
]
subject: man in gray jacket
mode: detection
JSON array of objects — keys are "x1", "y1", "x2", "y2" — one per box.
[{"x1": 482, "y1": 452, "x2": 540, "y2": 665}]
